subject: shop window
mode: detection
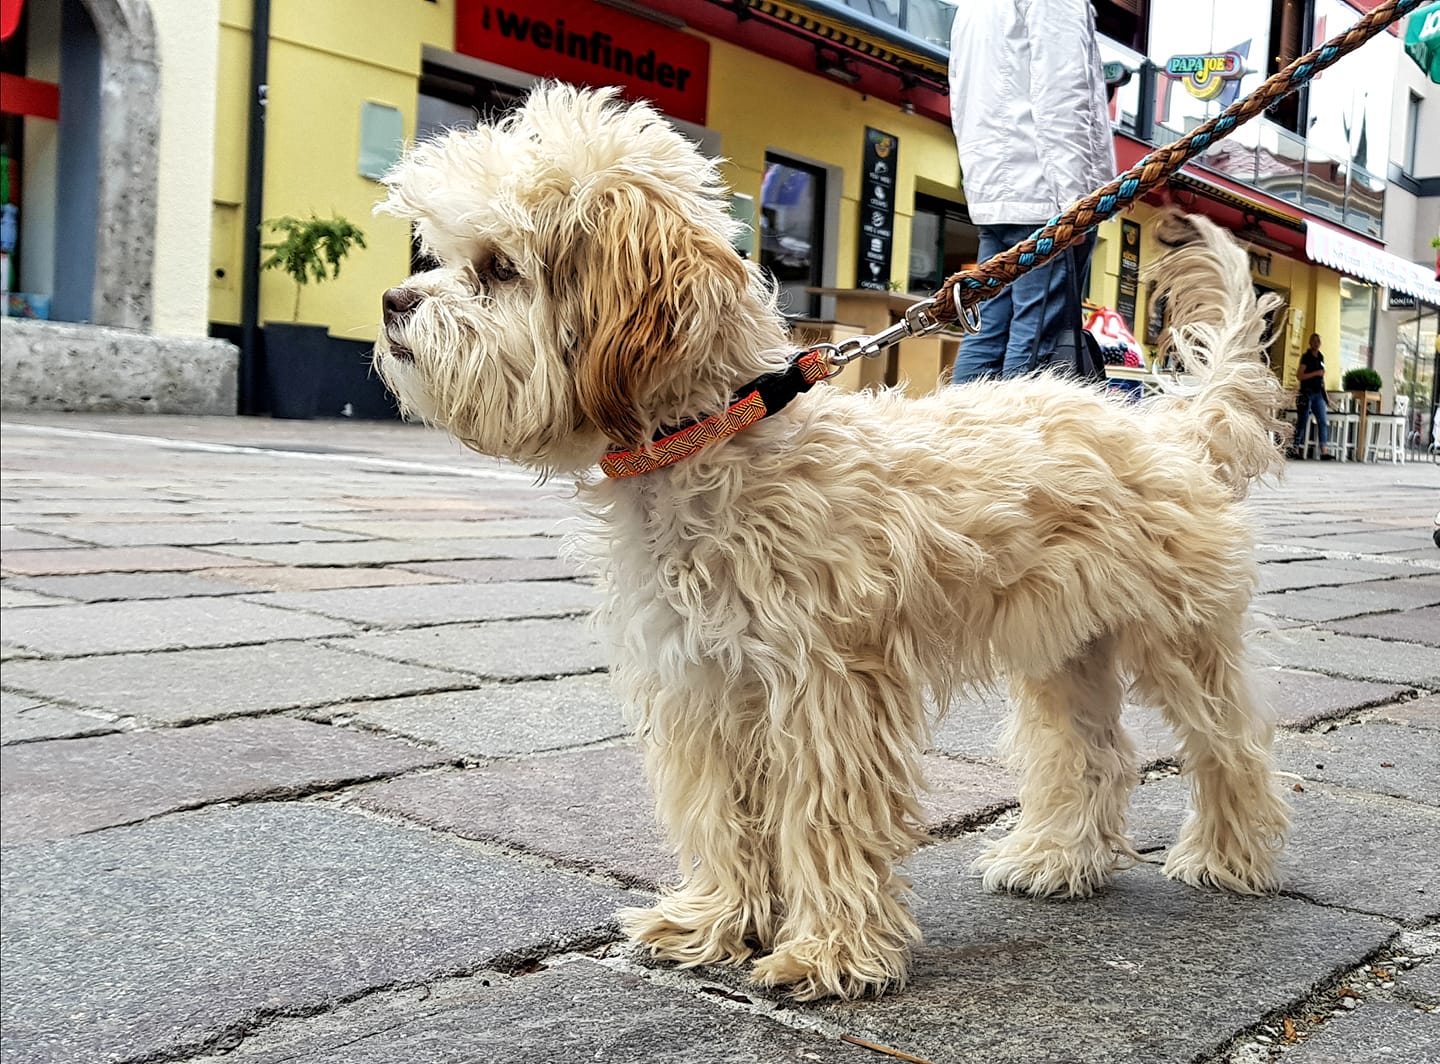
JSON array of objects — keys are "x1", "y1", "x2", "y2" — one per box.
[
  {"x1": 1395, "y1": 304, "x2": 1438, "y2": 450},
  {"x1": 1337, "y1": 275, "x2": 1376, "y2": 375},
  {"x1": 760, "y1": 155, "x2": 825, "y2": 319},
  {"x1": 907, "y1": 193, "x2": 977, "y2": 297}
]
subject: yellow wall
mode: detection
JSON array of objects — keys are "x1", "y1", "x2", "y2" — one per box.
[
  {"x1": 211, "y1": 0, "x2": 454, "y2": 330},
  {"x1": 211, "y1": 6, "x2": 961, "y2": 334},
  {"x1": 707, "y1": 40, "x2": 962, "y2": 291}
]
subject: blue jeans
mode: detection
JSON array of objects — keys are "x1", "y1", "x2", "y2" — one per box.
[
  {"x1": 1294, "y1": 390, "x2": 1329, "y2": 452},
  {"x1": 951, "y1": 224, "x2": 1097, "y2": 384}
]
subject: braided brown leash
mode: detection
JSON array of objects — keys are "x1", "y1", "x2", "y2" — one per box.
[{"x1": 931, "y1": 0, "x2": 1425, "y2": 325}]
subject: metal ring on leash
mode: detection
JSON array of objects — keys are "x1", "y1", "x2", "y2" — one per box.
[{"x1": 813, "y1": 295, "x2": 981, "y2": 376}]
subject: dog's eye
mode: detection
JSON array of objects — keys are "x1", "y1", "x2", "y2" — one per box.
[{"x1": 490, "y1": 255, "x2": 519, "y2": 283}]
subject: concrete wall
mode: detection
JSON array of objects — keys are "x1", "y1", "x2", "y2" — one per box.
[
  {"x1": 150, "y1": 0, "x2": 221, "y2": 337},
  {"x1": 1, "y1": 318, "x2": 237, "y2": 414}
]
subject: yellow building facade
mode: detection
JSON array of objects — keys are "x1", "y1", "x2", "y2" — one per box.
[{"x1": 209, "y1": 0, "x2": 1370, "y2": 410}]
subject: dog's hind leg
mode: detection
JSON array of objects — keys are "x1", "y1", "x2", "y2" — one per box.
[
  {"x1": 974, "y1": 634, "x2": 1139, "y2": 898},
  {"x1": 749, "y1": 666, "x2": 928, "y2": 1001},
  {"x1": 1132, "y1": 624, "x2": 1288, "y2": 894},
  {"x1": 620, "y1": 689, "x2": 777, "y2": 969}
]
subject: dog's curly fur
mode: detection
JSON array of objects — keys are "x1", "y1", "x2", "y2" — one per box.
[{"x1": 374, "y1": 83, "x2": 1290, "y2": 1001}]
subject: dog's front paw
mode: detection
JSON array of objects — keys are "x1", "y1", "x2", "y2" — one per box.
[
  {"x1": 1162, "y1": 826, "x2": 1283, "y2": 895},
  {"x1": 750, "y1": 936, "x2": 910, "y2": 1002},
  {"x1": 973, "y1": 834, "x2": 1132, "y2": 899},
  {"x1": 619, "y1": 902, "x2": 756, "y2": 968}
]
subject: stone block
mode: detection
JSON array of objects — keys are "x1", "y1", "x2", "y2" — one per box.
[
  {"x1": 1250, "y1": 628, "x2": 1440, "y2": 687},
  {"x1": 1, "y1": 641, "x2": 474, "y2": 724},
  {"x1": 1, "y1": 546, "x2": 263, "y2": 576},
  {"x1": 1, "y1": 716, "x2": 450, "y2": 843},
  {"x1": 0, "y1": 692, "x2": 117, "y2": 745},
  {"x1": 5, "y1": 571, "x2": 258, "y2": 602},
  {"x1": 1324, "y1": 605, "x2": 1440, "y2": 647},
  {"x1": 1, "y1": 598, "x2": 356, "y2": 656},
  {"x1": 0, "y1": 804, "x2": 645, "y2": 1063},
  {"x1": 254, "y1": 581, "x2": 599, "y2": 627},
  {"x1": 1275, "y1": 722, "x2": 1440, "y2": 806},
  {"x1": 337, "y1": 617, "x2": 607, "y2": 680}
]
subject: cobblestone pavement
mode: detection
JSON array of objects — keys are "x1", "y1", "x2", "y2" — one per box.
[{"x1": 2, "y1": 412, "x2": 1437, "y2": 1064}]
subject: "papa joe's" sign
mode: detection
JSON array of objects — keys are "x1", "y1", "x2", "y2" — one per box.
[{"x1": 1162, "y1": 52, "x2": 1245, "y2": 100}]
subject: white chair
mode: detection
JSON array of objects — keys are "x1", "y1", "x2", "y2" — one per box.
[
  {"x1": 1365, "y1": 395, "x2": 1407, "y2": 464},
  {"x1": 1324, "y1": 392, "x2": 1359, "y2": 462}
]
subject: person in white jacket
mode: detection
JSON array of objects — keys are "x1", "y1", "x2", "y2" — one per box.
[{"x1": 948, "y1": 0, "x2": 1116, "y2": 383}]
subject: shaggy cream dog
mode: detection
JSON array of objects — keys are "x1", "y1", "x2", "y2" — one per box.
[{"x1": 374, "y1": 83, "x2": 1290, "y2": 1001}]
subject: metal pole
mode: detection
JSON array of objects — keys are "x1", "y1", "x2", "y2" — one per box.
[{"x1": 239, "y1": 0, "x2": 270, "y2": 414}]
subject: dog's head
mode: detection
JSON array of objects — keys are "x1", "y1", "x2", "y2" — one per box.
[{"x1": 374, "y1": 83, "x2": 786, "y2": 475}]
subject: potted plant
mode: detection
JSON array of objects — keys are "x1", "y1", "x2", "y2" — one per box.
[
  {"x1": 1343, "y1": 366, "x2": 1382, "y2": 403},
  {"x1": 260, "y1": 214, "x2": 366, "y2": 419}
]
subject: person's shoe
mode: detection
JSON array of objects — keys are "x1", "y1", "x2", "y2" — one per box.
[{"x1": 1320, "y1": 452, "x2": 1336, "y2": 461}]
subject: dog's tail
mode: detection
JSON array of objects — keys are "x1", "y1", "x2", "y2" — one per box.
[{"x1": 1145, "y1": 210, "x2": 1287, "y2": 497}]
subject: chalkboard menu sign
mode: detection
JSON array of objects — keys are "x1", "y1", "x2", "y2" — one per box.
[
  {"x1": 857, "y1": 128, "x2": 898, "y2": 291},
  {"x1": 1117, "y1": 219, "x2": 1141, "y2": 331}
]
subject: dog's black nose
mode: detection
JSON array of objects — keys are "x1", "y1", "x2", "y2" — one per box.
[{"x1": 382, "y1": 286, "x2": 423, "y2": 325}]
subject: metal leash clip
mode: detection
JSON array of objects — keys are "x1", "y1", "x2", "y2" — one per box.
[{"x1": 817, "y1": 296, "x2": 982, "y2": 378}]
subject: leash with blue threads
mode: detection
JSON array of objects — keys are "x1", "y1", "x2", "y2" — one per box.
[{"x1": 912, "y1": 0, "x2": 1425, "y2": 338}]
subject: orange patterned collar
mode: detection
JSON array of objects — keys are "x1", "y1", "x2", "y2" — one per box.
[{"x1": 599, "y1": 350, "x2": 832, "y2": 479}]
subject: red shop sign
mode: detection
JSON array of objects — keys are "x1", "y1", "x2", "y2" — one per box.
[
  {"x1": 1, "y1": 0, "x2": 25, "y2": 43},
  {"x1": 456, "y1": 0, "x2": 709, "y2": 126}
]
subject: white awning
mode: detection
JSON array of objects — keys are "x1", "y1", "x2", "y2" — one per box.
[{"x1": 1305, "y1": 222, "x2": 1440, "y2": 306}]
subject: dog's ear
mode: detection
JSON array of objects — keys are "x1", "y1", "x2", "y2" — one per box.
[{"x1": 564, "y1": 185, "x2": 750, "y2": 448}]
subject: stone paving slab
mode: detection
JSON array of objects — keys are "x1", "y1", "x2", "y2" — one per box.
[
  {"x1": 254, "y1": 580, "x2": 599, "y2": 627},
  {"x1": 335, "y1": 617, "x2": 607, "y2": 680},
  {"x1": 1254, "y1": 576, "x2": 1440, "y2": 623},
  {"x1": 1276, "y1": 533, "x2": 1439, "y2": 556},
  {"x1": 182, "y1": 959, "x2": 876, "y2": 1064},
  {"x1": 1251, "y1": 628, "x2": 1440, "y2": 687},
  {"x1": 0, "y1": 528, "x2": 92, "y2": 551},
  {"x1": 0, "y1": 587, "x2": 72, "y2": 607},
  {"x1": 191, "y1": 564, "x2": 453, "y2": 592},
  {"x1": 0, "y1": 692, "x2": 118, "y2": 745},
  {"x1": 204, "y1": 537, "x2": 564, "y2": 567},
  {"x1": 1324, "y1": 604, "x2": 1440, "y2": 647},
  {"x1": 393, "y1": 556, "x2": 582, "y2": 583},
  {"x1": 0, "y1": 803, "x2": 647, "y2": 1064},
  {"x1": 1257, "y1": 561, "x2": 1407, "y2": 594},
  {"x1": 0, "y1": 545, "x2": 264, "y2": 575},
  {"x1": 55, "y1": 522, "x2": 369, "y2": 547},
  {"x1": 1258, "y1": 668, "x2": 1413, "y2": 727},
  {"x1": 305, "y1": 518, "x2": 568, "y2": 540},
  {"x1": 1368, "y1": 693, "x2": 1440, "y2": 730},
  {"x1": 1274, "y1": 722, "x2": 1440, "y2": 806},
  {"x1": 928, "y1": 694, "x2": 1009, "y2": 761},
  {"x1": 1, "y1": 717, "x2": 451, "y2": 843},
  {"x1": 329, "y1": 675, "x2": 627, "y2": 757},
  {"x1": 1128, "y1": 776, "x2": 1440, "y2": 924},
  {"x1": 784, "y1": 840, "x2": 1394, "y2": 1064},
  {"x1": 1280, "y1": 1001, "x2": 1439, "y2": 1062},
  {"x1": 0, "y1": 643, "x2": 475, "y2": 724},
  {"x1": 0, "y1": 598, "x2": 358, "y2": 656},
  {"x1": 357, "y1": 745, "x2": 1021, "y2": 891},
  {"x1": 4, "y1": 570, "x2": 259, "y2": 602}
]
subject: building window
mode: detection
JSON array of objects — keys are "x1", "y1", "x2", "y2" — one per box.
[
  {"x1": 907, "y1": 193, "x2": 977, "y2": 296},
  {"x1": 1404, "y1": 91, "x2": 1423, "y2": 177},
  {"x1": 1265, "y1": 0, "x2": 1312, "y2": 135},
  {"x1": 1094, "y1": 0, "x2": 1149, "y2": 53},
  {"x1": 760, "y1": 155, "x2": 825, "y2": 319}
]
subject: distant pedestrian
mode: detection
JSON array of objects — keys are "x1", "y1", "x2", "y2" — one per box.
[
  {"x1": 1290, "y1": 333, "x2": 1332, "y2": 460},
  {"x1": 947, "y1": 0, "x2": 1115, "y2": 383}
]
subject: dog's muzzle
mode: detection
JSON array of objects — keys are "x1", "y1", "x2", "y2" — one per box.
[{"x1": 382, "y1": 286, "x2": 421, "y2": 363}]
